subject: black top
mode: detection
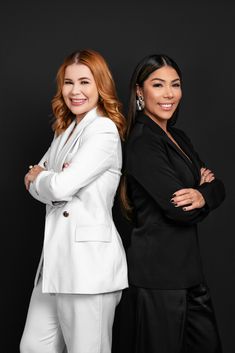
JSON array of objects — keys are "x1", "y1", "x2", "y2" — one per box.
[{"x1": 125, "y1": 113, "x2": 225, "y2": 289}]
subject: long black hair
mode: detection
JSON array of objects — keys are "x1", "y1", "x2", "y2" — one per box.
[
  {"x1": 120, "y1": 54, "x2": 182, "y2": 218},
  {"x1": 126, "y1": 54, "x2": 182, "y2": 137}
]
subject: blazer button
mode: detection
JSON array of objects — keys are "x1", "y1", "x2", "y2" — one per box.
[{"x1": 63, "y1": 211, "x2": 69, "y2": 217}]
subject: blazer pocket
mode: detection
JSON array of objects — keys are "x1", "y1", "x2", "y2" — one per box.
[{"x1": 75, "y1": 224, "x2": 112, "y2": 242}]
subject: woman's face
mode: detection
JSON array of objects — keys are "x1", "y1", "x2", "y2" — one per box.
[
  {"x1": 62, "y1": 63, "x2": 99, "y2": 121},
  {"x1": 137, "y1": 66, "x2": 182, "y2": 128}
]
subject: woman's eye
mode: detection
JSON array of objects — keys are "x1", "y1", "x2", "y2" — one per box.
[
  {"x1": 153, "y1": 83, "x2": 162, "y2": 88},
  {"x1": 173, "y1": 83, "x2": 181, "y2": 87},
  {"x1": 81, "y1": 80, "x2": 89, "y2": 85},
  {"x1": 64, "y1": 81, "x2": 72, "y2": 85}
]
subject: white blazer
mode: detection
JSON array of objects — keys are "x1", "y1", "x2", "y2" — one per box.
[{"x1": 29, "y1": 107, "x2": 128, "y2": 294}]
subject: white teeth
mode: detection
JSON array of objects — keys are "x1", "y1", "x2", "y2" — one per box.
[
  {"x1": 160, "y1": 104, "x2": 173, "y2": 107},
  {"x1": 71, "y1": 98, "x2": 85, "y2": 102}
]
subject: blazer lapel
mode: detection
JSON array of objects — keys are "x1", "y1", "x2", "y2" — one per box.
[
  {"x1": 167, "y1": 130, "x2": 199, "y2": 181},
  {"x1": 53, "y1": 107, "x2": 98, "y2": 171},
  {"x1": 136, "y1": 113, "x2": 200, "y2": 183},
  {"x1": 49, "y1": 121, "x2": 76, "y2": 170},
  {"x1": 169, "y1": 128, "x2": 201, "y2": 182}
]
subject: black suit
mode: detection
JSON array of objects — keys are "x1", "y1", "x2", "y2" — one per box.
[
  {"x1": 125, "y1": 113, "x2": 225, "y2": 289},
  {"x1": 116, "y1": 113, "x2": 225, "y2": 353}
]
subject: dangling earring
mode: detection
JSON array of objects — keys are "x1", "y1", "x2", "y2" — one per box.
[{"x1": 136, "y1": 95, "x2": 145, "y2": 111}]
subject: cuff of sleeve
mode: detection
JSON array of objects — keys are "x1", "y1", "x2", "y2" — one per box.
[
  {"x1": 33, "y1": 170, "x2": 54, "y2": 196},
  {"x1": 198, "y1": 179, "x2": 226, "y2": 212},
  {"x1": 197, "y1": 182, "x2": 212, "y2": 209}
]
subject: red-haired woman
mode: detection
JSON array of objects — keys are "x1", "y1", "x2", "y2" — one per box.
[{"x1": 20, "y1": 49, "x2": 128, "y2": 353}]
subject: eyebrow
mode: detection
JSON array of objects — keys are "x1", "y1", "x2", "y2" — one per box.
[
  {"x1": 150, "y1": 78, "x2": 180, "y2": 82},
  {"x1": 78, "y1": 77, "x2": 91, "y2": 80},
  {"x1": 64, "y1": 77, "x2": 91, "y2": 81}
]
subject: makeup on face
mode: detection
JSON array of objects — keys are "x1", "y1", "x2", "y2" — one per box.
[
  {"x1": 138, "y1": 66, "x2": 182, "y2": 130},
  {"x1": 62, "y1": 63, "x2": 99, "y2": 122}
]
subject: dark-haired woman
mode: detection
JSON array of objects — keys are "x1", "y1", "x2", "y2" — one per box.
[
  {"x1": 20, "y1": 49, "x2": 128, "y2": 353},
  {"x1": 119, "y1": 54, "x2": 225, "y2": 353}
]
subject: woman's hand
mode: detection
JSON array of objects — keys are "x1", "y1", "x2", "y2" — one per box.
[
  {"x1": 171, "y1": 188, "x2": 205, "y2": 211},
  {"x1": 24, "y1": 165, "x2": 45, "y2": 190},
  {"x1": 171, "y1": 167, "x2": 215, "y2": 211},
  {"x1": 200, "y1": 167, "x2": 215, "y2": 185}
]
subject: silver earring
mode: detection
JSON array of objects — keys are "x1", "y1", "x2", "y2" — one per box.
[{"x1": 136, "y1": 95, "x2": 145, "y2": 111}]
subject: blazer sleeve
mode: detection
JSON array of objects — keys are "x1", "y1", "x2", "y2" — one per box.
[
  {"x1": 28, "y1": 146, "x2": 55, "y2": 206},
  {"x1": 177, "y1": 129, "x2": 226, "y2": 210},
  {"x1": 127, "y1": 131, "x2": 212, "y2": 225},
  {"x1": 197, "y1": 180, "x2": 225, "y2": 211},
  {"x1": 33, "y1": 118, "x2": 119, "y2": 202}
]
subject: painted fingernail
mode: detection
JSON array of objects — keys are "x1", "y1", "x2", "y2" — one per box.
[
  {"x1": 170, "y1": 199, "x2": 175, "y2": 203},
  {"x1": 183, "y1": 207, "x2": 187, "y2": 211},
  {"x1": 172, "y1": 193, "x2": 176, "y2": 197}
]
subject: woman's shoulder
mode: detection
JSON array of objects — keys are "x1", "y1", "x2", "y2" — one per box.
[
  {"x1": 86, "y1": 115, "x2": 119, "y2": 134},
  {"x1": 128, "y1": 121, "x2": 165, "y2": 147},
  {"x1": 170, "y1": 126, "x2": 191, "y2": 142},
  {"x1": 126, "y1": 124, "x2": 166, "y2": 159}
]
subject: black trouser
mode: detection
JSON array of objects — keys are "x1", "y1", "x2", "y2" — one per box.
[{"x1": 112, "y1": 283, "x2": 222, "y2": 353}]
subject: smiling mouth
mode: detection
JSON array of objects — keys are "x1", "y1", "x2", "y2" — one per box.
[
  {"x1": 159, "y1": 103, "x2": 174, "y2": 110},
  {"x1": 70, "y1": 98, "x2": 87, "y2": 106}
]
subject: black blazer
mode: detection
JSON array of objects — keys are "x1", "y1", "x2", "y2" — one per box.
[{"x1": 125, "y1": 113, "x2": 225, "y2": 289}]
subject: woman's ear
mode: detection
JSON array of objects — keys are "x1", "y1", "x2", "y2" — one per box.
[{"x1": 136, "y1": 84, "x2": 143, "y2": 98}]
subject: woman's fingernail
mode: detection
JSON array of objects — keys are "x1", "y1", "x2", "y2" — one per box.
[
  {"x1": 170, "y1": 199, "x2": 175, "y2": 203},
  {"x1": 172, "y1": 193, "x2": 176, "y2": 197},
  {"x1": 183, "y1": 207, "x2": 187, "y2": 211}
]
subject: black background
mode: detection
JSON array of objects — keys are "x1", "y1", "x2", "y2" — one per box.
[{"x1": 1, "y1": 0, "x2": 234, "y2": 352}]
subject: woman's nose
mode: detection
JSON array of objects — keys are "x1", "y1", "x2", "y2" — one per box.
[
  {"x1": 163, "y1": 86, "x2": 174, "y2": 98},
  {"x1": 71, "y1": 83, "x2": 81, "y2": 95}
]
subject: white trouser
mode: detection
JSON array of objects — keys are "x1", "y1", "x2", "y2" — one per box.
[{"x1": 20, "y1": 278, "x2": 122, "y2": 353}]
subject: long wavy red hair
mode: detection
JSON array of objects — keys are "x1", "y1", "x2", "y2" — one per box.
[{"x1": 51, "y1": 49, "x2": 126, "y2": 139}]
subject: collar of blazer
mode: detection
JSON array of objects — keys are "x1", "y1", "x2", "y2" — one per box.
[
  {"x1": 136, "y1": 112, "x2": 201, "y2": 183},
  {"x1": 51, "y1": 107, "x2": 99, "y2": 171}
]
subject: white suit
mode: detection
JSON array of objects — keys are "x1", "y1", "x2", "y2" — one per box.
[
  {"x1": 30, "y1": 107, "x2": 128, "y2": 294},
  {"x1": 20, "y1": 107, "x2": 128, "y2": 353}
]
